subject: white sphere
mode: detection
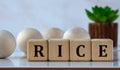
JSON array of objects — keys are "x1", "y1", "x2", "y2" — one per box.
[
  {"x1": 63, "y1": 27, "x2": 90, "y2": 40},
  {"x1": 43, "y1": 27, "x2": 64, "y2": 39},
  {"x1": 0, "y1": 30, "x2": 16, "y2": 58},
  {"x1": 17, "y1": 28, "x2": 43, "y2": 54}
]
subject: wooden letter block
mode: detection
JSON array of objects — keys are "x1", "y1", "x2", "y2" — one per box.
[
  {"x1": 27, "y1": 39, "x2": 48, "y2": 61},
  {"x1": 70, "y1": 39, "x2": 91, "y2": 61},
  {"x1": 48, "y1": 39, "x2": 69, "y2": 61},
  {"x1": 91, "y1": 39, "x2": 113, "y2": 61}
]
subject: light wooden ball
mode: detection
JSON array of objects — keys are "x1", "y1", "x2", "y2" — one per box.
[
  {"x1": 0, "y1": 30, "x2": 16, "y2": 58},
  {"x1": 43, "y1": 27, "x2": 64, "y2": 39},
  {"x1": 63, "y1": 27, "x2": 90, "y2": 40},
  {"x1": 17, "y1": 28, "x2": 43, "y2": 54}
]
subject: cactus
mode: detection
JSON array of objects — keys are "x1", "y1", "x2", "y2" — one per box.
[{"x1": 85, "y1": 5, "x2": 119, "y2": 23}]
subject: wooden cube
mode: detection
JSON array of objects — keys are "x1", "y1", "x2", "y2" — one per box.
[
  {"x1": 91, "y1": 39, "x2": 113, "y2": 61},
  {"x1": 70, "y1": 39, "x2": 91, "y2": 61},
  {"x1": 27, "y1": 39, "x2": 48, "y2": 61},
  {"x1": 48, "y1": 39, "x2": 69, "y2": 61}
]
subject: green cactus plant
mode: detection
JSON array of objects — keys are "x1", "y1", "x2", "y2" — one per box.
[{"x1": 85, "y1": 5, "x2": 119, "y2": 23}]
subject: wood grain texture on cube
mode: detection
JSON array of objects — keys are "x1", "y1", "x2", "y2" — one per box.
[
  {"x1": 48, "y1": 39, "x2": 69, "y2": 61},
  {"x1": 91, "y1": 39, "x2": 113, "y2": 61},
  {"x1": 27, "y1": 39, "x2": 48, "y2": 61},
  {"x1": 70, "y1": 39, "x2": 91, "y2": 61}
]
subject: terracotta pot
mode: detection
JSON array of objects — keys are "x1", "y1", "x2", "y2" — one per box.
[{"x1": 89, "y1": 23, "x2": 118, "y2": 47}]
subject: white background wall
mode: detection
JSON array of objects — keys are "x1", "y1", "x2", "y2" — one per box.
[{"x1": 0, "y1": 0, "x2": 119, "y2": 46}]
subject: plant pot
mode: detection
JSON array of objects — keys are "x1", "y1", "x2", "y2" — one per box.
[{"x1": 89, "y1": 23, "x2": 118, "y2": 47}]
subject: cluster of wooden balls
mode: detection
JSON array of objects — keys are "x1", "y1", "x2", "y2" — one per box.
[{"x1": 0, "y1": 27, "x2": 90, "y2": 58}]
